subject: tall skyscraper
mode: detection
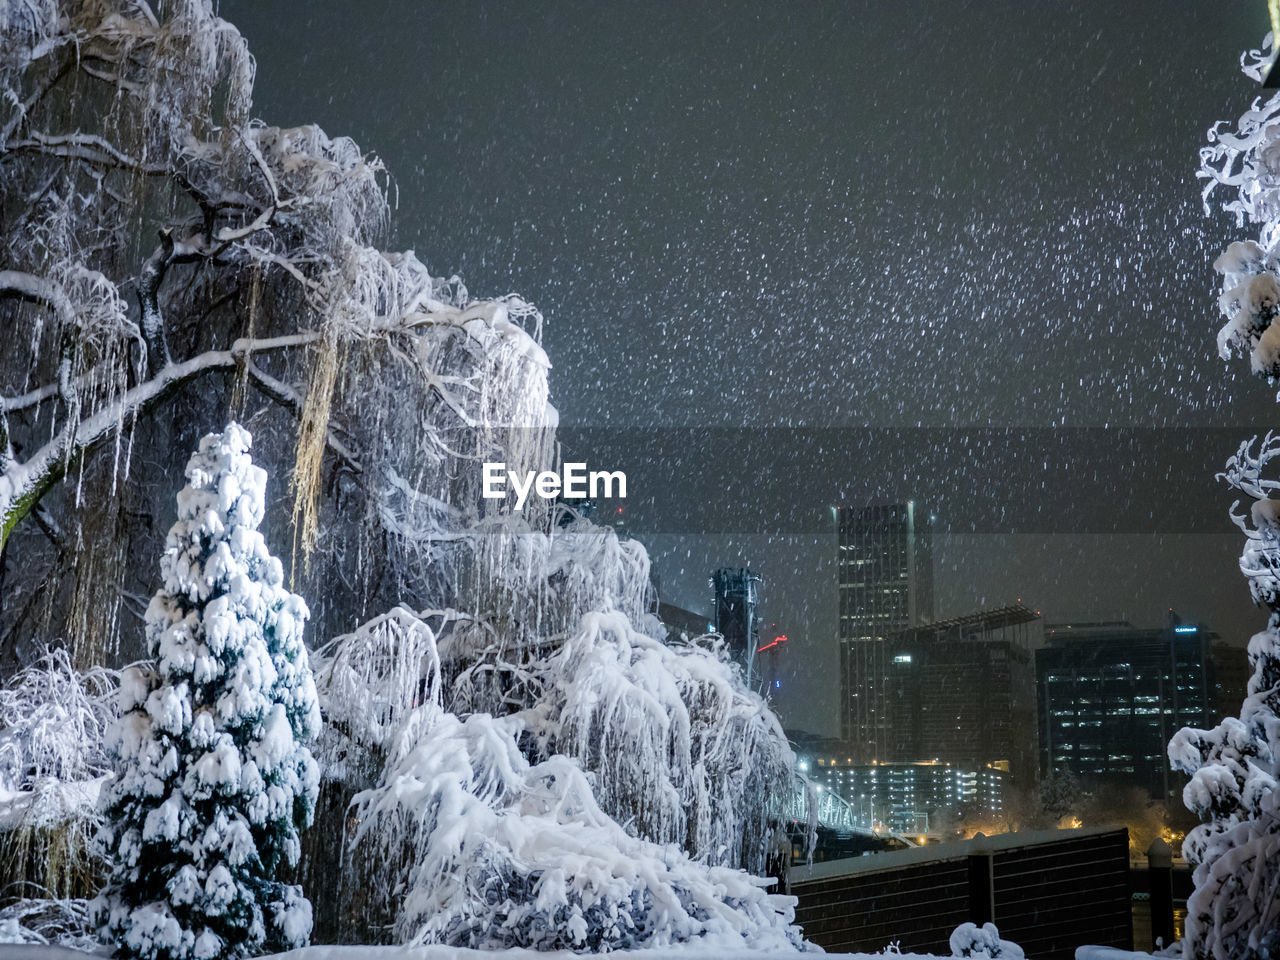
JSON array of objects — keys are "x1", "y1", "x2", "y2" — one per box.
[{"x1": 837, "y1": 502, "x2": 934, "y2": 759}]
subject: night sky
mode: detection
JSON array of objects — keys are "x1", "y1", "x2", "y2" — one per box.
[{"x1": 221, "y1": 1, "x2": 1275, "y2": 734}]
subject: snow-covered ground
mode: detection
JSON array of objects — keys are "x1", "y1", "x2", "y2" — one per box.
[
  {"x1": 0, "y1": 945, "x2": 1163, "y2": 960},
  {"x1": 274, "y1": 949, "x2": 939, "y2": 960},
  {"x1": 0, "y1": 922, "x2": 1053, "y2": 959},
  {"x1": 0, "y1": 947, "x2": 960, "y2": 960},
  {"x1": 267, "y1": 949, "x2": 948, "y2": 960}
]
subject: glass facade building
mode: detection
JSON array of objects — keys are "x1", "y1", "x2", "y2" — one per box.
[
  {"x1": 837, "y1": 502, "x2": 933, "y2": 758},
  {"x1": 1035, "y1": 617, "x2": 1217, "y2": 799}
]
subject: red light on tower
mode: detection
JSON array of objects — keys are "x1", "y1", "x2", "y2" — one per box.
[{"x1": 756, "y1": 635, "x2": 788, "y2": 653}]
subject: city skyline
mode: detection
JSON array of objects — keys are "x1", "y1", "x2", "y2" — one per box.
[{"x1": 221, "y1": 0, "x2": 1273, "y2": 748}]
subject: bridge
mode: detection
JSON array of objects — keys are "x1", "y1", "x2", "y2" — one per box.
[{"x1": 788, "y1": 775, "x2": 914, "y2": 862}]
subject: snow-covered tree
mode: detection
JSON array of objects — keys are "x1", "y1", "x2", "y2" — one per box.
[
  {"x1": 316, "y1": 603, "x2": 804, "y2": 953},
  {"x1": 1167, "y1": 36, "x2": 1280, "y2": 960},
  {"x1": 2, "y1": 2, "x2": 801, "y2": 951},
  {"x1": 93, "y1": 423, "x2": 320, "y2": 960},
  {"x1": 0, "y1": 0, "x2": 548, "y2": 667}
]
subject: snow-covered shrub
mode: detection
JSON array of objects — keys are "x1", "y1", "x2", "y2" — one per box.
[
  {"x1": 93, "y1": 424, "x2": 320, "y2": 960},
  {"x1": 316, "y1": 599, "x2": 805, "y2": 952},
  {"x1": 346, "y1": 641, "x2": 804, "y2": 951},
  {"x1": 949, "y1": 922, "x2": 1024, "y2": 959},
  {"x1": 0, "y1": 644, "x2": 117, "y2": 901},
  {"x1": 0, "y1": 644, "x2": 116, "y2": 807},
  {"x1": 530, "y1": 609, "x2": 792, "y2": 873},
  {"x1": 467, "y1": 517, "x2": 787, "y2": 878},
  {"x1": 0, "y1": 893, "x2": 98, "y2": 951},
  {"x1": 356, "y1": 707, "x2": 803, "y2": 952},
  {"x1": 319, "y1": 526, "x2": 792, "y2": 868}
]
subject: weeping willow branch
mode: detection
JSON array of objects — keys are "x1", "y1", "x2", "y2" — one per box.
[
  {"x1": 0, "y1": 331, "x2": 324, "y2": 549},
  {"x1": 243, "y1": 358, "x2": 361, "y2": 474},
  {"x1": 290, "y1": 335, "x2": 344, "y2": 577}
]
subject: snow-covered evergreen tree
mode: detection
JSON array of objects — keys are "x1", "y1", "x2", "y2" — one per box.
[
  {"x1": 92, "y1": 423, "x2": 320, "y2": 960},
  {"x1": 1167, "y1": 36, "x2": 1280, "y2": 960}
]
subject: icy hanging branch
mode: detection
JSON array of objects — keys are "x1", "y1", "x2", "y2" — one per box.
[
  {"x1": 0, "y1": 270, "x2": 75, "y2": 327},
  {"x1": 0, "y1": 331, "x2": 319, "y2": 547},
  {"x1": 0, "y1": 290, "x2": 513, "y2": 548}
]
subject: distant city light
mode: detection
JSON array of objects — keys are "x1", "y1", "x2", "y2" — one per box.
[{"x1": 893, "y1": 654, "x2": 912, "y2": 664}]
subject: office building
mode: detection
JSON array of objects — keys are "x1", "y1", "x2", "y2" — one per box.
[
  {"x1": 838, "y1": 502, "x2": 934, "y2": 758},
  {"x1": 884, "y1": 604, "x2": 1041, "y2": 787},
  {"x1": 1036, "y1": 614, "x2": 1217, "y2": 800},
  {"x1": 1209, "y1": 638, "x2": 1251, "y2": 718}
]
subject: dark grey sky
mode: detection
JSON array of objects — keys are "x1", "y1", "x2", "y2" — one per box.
[{"x1": 222, "y1": 1, "x2": 1276, "y2": 733}]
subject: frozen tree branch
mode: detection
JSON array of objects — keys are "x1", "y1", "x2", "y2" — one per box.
[
  {"x1": 0, "y1": 269, "x2": 75, "y2": 327},
  {"x1": 3, "y1": 130, "x2": 167, "y2": 174},
  {"x1": 136, "y1": 233, "x2": 175, "y2": 376},
  {"x1": 0, "y1": 330, "x2": 323, "y2": 547},
  {"x1": 0, "y1": 292, "x2": 492, "y2": 547}
]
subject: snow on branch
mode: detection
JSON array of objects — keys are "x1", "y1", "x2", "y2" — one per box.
[{"x1": 0, "y1": 330, "x2": 321, "y2": 546}]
